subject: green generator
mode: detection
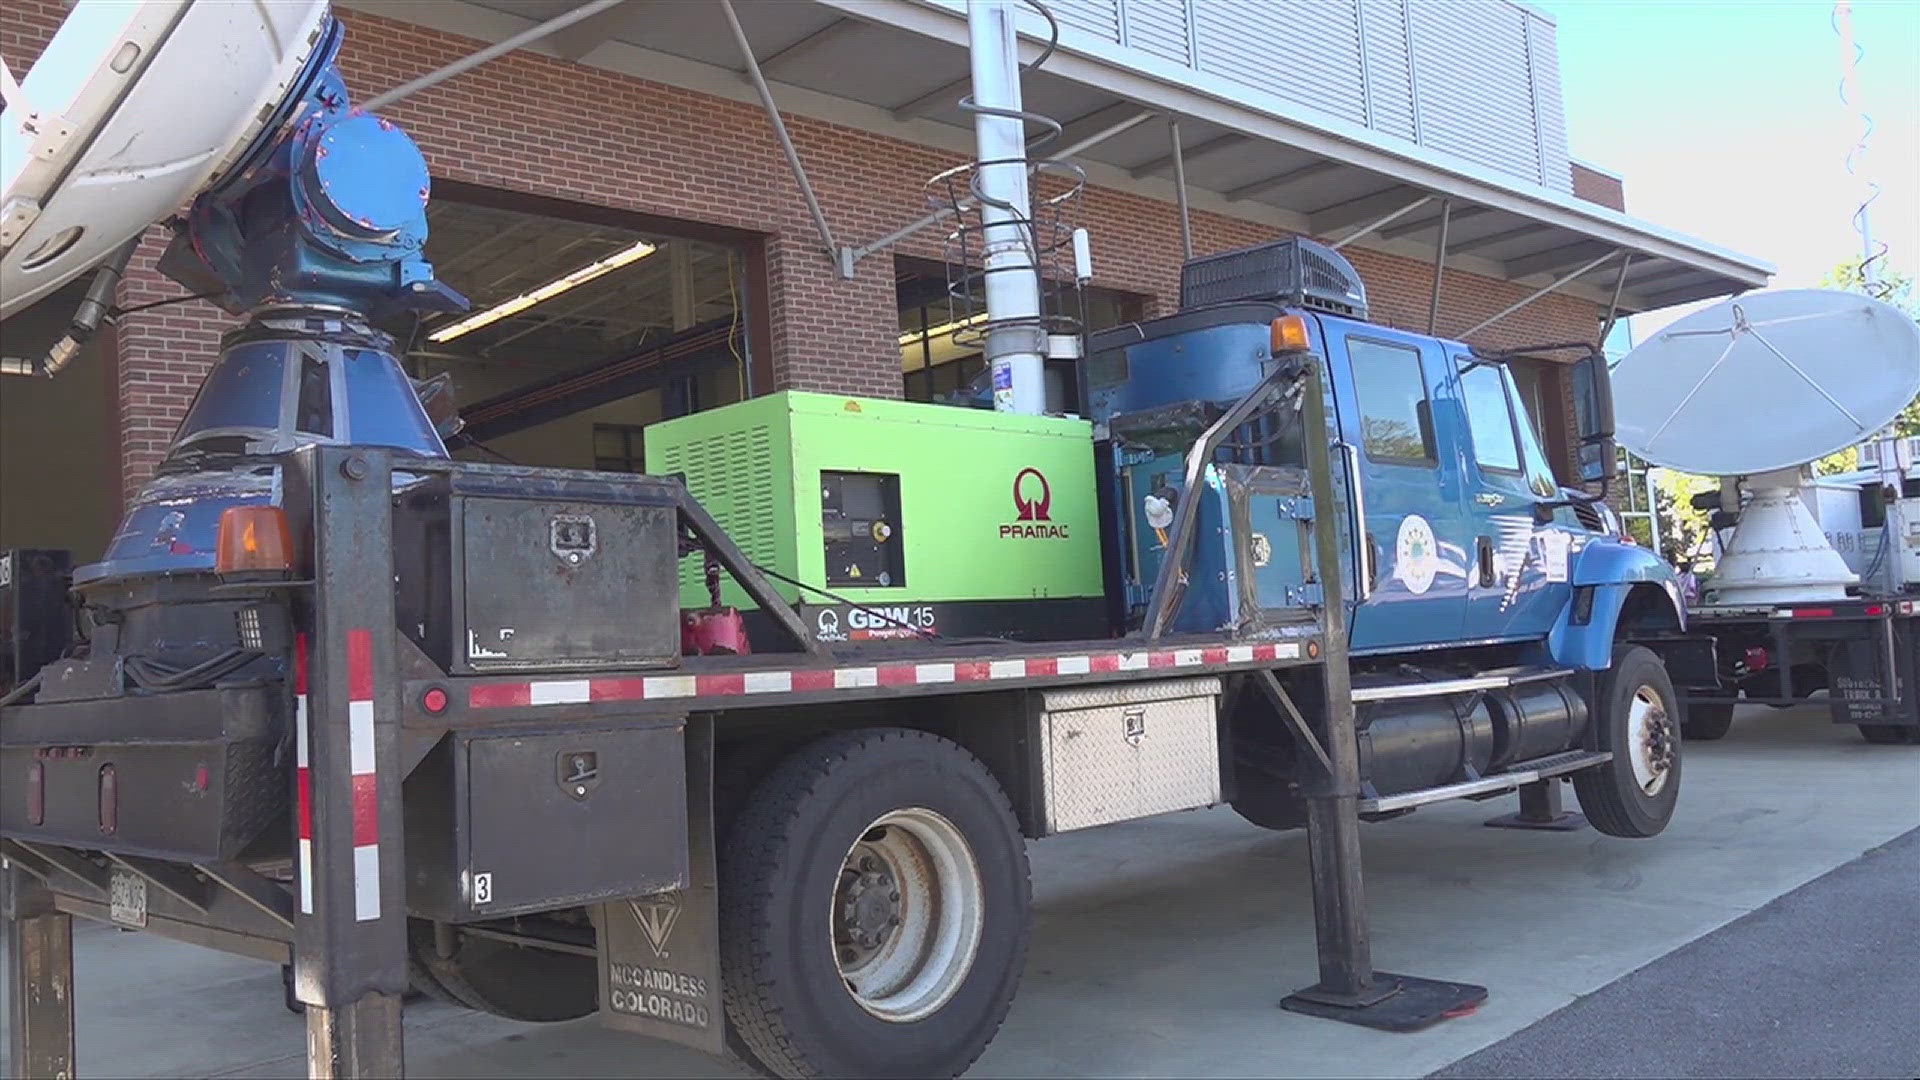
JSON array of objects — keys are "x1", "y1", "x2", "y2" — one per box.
[{"x1": 645, "y1": 391, "x2": 1107, "y2": 643}]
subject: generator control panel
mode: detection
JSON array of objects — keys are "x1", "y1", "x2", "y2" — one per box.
[{"x1": 821, "y1": 471, "x2": 905, "y2": 587}]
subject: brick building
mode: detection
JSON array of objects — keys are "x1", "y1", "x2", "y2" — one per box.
[{"x1": 0, "y1": 0, "x2": 1769, "y2": 560}]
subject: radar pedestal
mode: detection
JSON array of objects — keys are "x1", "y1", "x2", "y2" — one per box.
[{"x1": 1707, "y1": 469, "x2": 1858, "y2": 605}]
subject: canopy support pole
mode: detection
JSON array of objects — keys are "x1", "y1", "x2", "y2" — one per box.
[{"x1": 1458, "y1": 250, "x2": 1620, "y2": 340}]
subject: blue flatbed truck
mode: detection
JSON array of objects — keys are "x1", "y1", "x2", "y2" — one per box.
[{"x1": 0, "y1": 234, "x2": 1700, "y2": 1079}]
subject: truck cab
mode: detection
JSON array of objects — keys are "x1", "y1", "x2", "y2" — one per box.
[{"x1": 1086, "y1": 239, "x2": 1680, "y2": 667}]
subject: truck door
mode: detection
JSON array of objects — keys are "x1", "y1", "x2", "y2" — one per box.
[
  {"x1": 1322, "y1": 323, "x2": 1470, "y2": 653},
  {"x1": 1455, "y1": 356, "x2": 1578, "y2": 641}
]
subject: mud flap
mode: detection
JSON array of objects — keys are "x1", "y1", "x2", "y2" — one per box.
[
  {"x1": 1828, "y1": 622, "x2": 1917, "y2": 727},
  {"x1": 595, "y1": 714, "x2": 724, "y2": 1056}
]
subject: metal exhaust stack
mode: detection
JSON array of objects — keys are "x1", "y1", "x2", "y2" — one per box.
[{"x1": 966, "y1": 0, "x2": 1046, "y2": 414}]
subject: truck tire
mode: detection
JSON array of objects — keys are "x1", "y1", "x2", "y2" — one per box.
[
  {"x1": 1680, "y1": 701, "x2": 1735, "y2": 741},
  {"x1": 405, "y1": 918, "x2": 597, "y2": 1022},
  {"x1": 1857, "y1": 724, "x2": 1919, "y2": 745},
  {"x1": 1573, "y1": 645, "x2": 1682, "y2": 838},
  {"x1": 719, "y1": 727, "x2": 1031, "y2": 1079},
  {"x1": 402, "y1": 927, "x2": 476, "y2": 1009}
]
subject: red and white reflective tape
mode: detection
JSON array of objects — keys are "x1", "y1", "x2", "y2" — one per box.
[
  {"x1": 294, "y1": 631, "x2": 382, "y2": 921},
  {"x1": 294, "y1": 634, "x2": 313, "y2": 916},
  {"x1": 467, "y1": 641, "x2": 1302, "y2": 710},
  {"x1": 346, "y1": 628, "x2": 380, "y2": 922}
]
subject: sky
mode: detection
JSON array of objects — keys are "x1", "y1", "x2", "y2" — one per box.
[{"x1": 1534, "y1": 0, "x2": 1919, "y2": 338}]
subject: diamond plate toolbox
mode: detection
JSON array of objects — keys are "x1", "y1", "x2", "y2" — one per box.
[{"x1": 1037, "y1": 677, "x2": 1222, "y2": 833}]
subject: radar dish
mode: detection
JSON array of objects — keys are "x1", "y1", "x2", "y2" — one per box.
[
  {"x1": 1, "y1": 0, "x2": 328, "y2": 319},
  {"x1": 1613, "y1": 289, "x2": 1920, "y2": 477}
]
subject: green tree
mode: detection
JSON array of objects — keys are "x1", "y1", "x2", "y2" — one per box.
[
  {"x1": 1813, "y1": 262, "x2": 1919, "y2": 476},
  {"x1": 1649, "y1": 466, "x2": 1717, "y2": 566}
]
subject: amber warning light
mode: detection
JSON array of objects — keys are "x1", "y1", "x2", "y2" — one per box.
[
  {"x1": 216, "y1": 505, "x2": 294, "y2": 577},
  {"x1": 1271, "y1": 315, "x2": 1311, "y2": 354}
]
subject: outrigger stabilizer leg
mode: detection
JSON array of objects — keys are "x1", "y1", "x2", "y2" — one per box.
[
  {"x1": 3, "y1": 859, "x2": 77, "y2": 1079},
  {"x1": 1484, "y1": 778, "x2": 1585, "y2": 831},
  {"x1": 1276, "y1": 366, "x2": 1488, "y2": 1033},
  {"x1": 286, "y1": 446, "x2": 412, "y2": 1077}
]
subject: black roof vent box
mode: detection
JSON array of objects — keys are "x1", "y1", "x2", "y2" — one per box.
[{"x1": 1179, "y1": 237, "x2": 1369, "y2": 320}]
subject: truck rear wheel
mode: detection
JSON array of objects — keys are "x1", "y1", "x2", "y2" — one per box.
[
  {"x1": 719, "y1": 727, "x2": 1031, "y2": 1079},
  {"x1": 1681, "y1": 701, "x2": 1735, "y2": 741},
  {"x1": 405, "y1": 918, "x2": 597, "y2": 1022},
  {"x1": 1573, "y1": 645, "x2": 1682, "y2": 838},
  {"x1": 1857, "y1": 724, "x2": 1919, "y2": 745}
]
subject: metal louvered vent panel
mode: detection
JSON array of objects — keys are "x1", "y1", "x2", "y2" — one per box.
[
  {"x1": 1179, "y1": 238, "x2": 1369, "y2": 319},
  {"x1": 1123, "y1": 0, "x2": 1193, "y2": 65},
  {"x1": 664, "y1": 425, "x2": 777, "y2": 593},
  {"x1": 1049, "y1": 0, "x2": 1122, "y2": 42},
  {"x1": 922, "y1": 0, "x2": 1573, "y2": 188},
  {"x1": 1408, "y1": 0, "x2": 1542, "y2": 182}
]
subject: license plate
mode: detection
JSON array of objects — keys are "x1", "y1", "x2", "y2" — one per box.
[{"x1": 110, "y1": 869, "x2": 147, "y2": 928}]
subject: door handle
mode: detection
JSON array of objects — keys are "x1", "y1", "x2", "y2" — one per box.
[
  {"x1": 1476, "y1": 536, "x2": 1496, "y2": 587},
  {"x1": 1337, "y1": 442, "x2": 1372, "y2": 602}
]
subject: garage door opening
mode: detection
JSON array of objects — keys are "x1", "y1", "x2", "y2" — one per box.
[{"x1": 408, "y1": 185, "x2": 758, "y2": 473}]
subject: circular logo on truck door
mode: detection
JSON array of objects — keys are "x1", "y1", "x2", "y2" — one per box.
[{"x1": 1395, "y1": 514, "x2": 1439, "y2": 595}]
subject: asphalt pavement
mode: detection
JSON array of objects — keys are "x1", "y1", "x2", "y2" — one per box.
[{"x1": 1434, "y1": 827, "x2": 1919, "y2": 1079}]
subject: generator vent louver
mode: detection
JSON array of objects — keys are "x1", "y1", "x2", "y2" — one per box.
[
  {"x1": 659, "y1": 425, "x2": 777, "y2": 594},
  {"x1": 1179, "y1": 238, "x2": 1369, "y2": 320}
]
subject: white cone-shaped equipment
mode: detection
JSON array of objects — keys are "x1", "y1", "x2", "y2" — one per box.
[{"x1": 1706, "y1": 471, "x2": 1857, "y2": 604}]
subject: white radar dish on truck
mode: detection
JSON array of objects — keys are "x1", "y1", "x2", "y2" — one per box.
[
  {"x1": 0, "y1": 0, "x2": 329, "y2": 320},
  {"x1": 1612, "y1": 288, "x2": 1920, "y2": 605}
]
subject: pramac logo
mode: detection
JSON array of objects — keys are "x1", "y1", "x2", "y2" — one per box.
[
  {"x1": 1002, "y1": 468, "x2": 1069, "y2": 539},
  {"x1": 1013, "y1": 468, "x2": 1052, "y2": 521}
]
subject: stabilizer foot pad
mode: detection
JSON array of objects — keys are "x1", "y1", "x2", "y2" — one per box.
[
  {"x1": 1483, "y1": 810, "x2": 1586, "y2": 831},
  {"x1": 1281, "y1": 973, "x2": 1488, "y2": 1032}
]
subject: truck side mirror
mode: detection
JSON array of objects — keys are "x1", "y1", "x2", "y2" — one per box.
[{"x1": 1569, "y1": 351, "x2": 1616, "y2": 485}]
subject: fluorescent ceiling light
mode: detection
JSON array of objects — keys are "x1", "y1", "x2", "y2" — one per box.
[
  {"x1": 428, "y1": 238, "x2": 658, "y2": 343},
  {"x1": 898, "y1": 312, "x2": 987, "y2": 348}
]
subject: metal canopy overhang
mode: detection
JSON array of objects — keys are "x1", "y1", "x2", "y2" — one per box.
[{"x1": 337, "y1": 0, "x2": 1773, "y2": 323}]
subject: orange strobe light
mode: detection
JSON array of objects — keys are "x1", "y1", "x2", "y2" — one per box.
[
  {"x1": 216, "y1": 505, "x2": 294, "y2": 577},
  {"x1": 1271, "y1": 314, "x2": 1311, "y2": 354}
]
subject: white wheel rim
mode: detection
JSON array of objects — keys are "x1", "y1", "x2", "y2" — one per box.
[
  {"x1": 1626, "y1": 685, "x2": 1675, "y2": 796},
  {"x1": 832, "y1": 807, "x2": 984, "y2": 1023}
]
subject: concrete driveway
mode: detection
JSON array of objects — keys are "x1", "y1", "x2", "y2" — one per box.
[{"x1": 10, "y1": 702, "x2": 1918, "y2": 1078}]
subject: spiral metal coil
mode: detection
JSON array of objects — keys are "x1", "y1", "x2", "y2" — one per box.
[{"x1": 924, "y1": 0, "x2": 1089, "y2": 359}]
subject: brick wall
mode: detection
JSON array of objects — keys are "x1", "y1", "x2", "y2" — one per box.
[
  {"x1": 1571, "y1": 163, "x2": 1627, "y2": 213},
  {"x1": 6, "y1": 2, "x2": 1600, "y2": 496}
]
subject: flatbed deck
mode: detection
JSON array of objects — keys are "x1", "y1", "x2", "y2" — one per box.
[{"x1": 441, "y1": 634, "x2": 1320, "y2": 719}]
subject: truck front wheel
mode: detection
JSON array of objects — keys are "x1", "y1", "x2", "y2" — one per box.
[
  {"x1": 1573, "y1": 645, "x2": 1682, "y2": 838},
  {"x1": 719, "y1": 727, "x2": 1031, "y2": 1079},
  {"x1": 1857, "y1": 724, "x2": 1919, "y2": 745}
]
